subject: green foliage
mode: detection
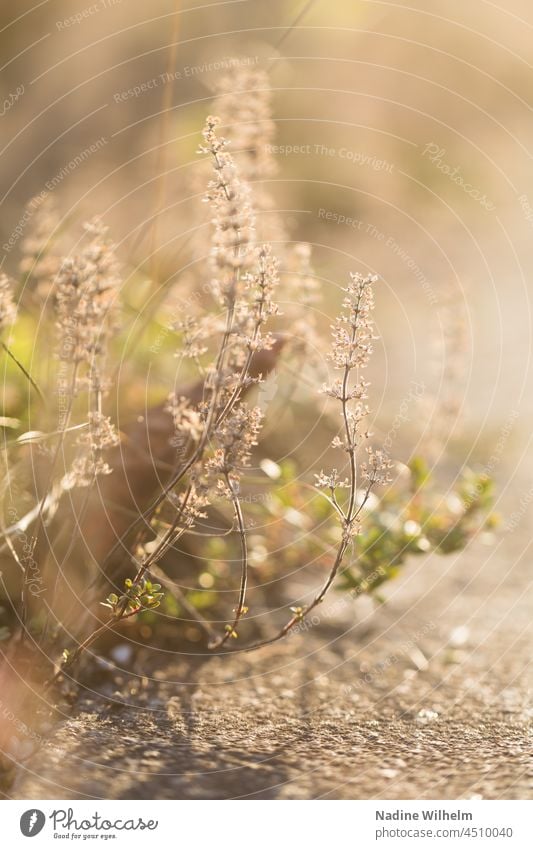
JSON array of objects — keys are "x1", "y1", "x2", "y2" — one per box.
[
  {"x1": 101, "y1": 578, "x2": 165, "y2": 617},
  {"x1": 338, "y1": 458, "x2": 494, "y2": 597},
  {"x1": 159, "y1": 455, "x2": 494, "y2": 625}
]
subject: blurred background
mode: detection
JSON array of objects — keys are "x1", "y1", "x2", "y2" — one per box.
[
  {"x1": 1, "y1": 2, "x2": 532, "y2": 802},
  {"x1": 1, "y1": 0, "x2": 532, "y2": 508}
]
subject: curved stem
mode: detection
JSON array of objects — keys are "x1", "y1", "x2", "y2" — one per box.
[
  {"x1": 99, "y1": 145, "x2": 248, "y2": 573},
  {"x1": 45, "y1": 607, "x2": 139, "y2": 688},
  {"x1": 208, "y1": 473, "x2": 248, "y2": 649},
  {"x1": 211, "y1": 281, "x2": 372, "y2": 655}
]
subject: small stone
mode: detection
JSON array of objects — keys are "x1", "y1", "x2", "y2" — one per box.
[
  {"x1": 416, "y1": 708, "x2": 439, "y2": 723},
  {"x1": 110, "y1": 644, "x2": 133, "y2": 665},
  {"x1": 380, "y1": 767, "x2": 399, "y2": 779},
  {"x1": 280, "y1": 689, "x2": 295, "y2": 699},
  {"x1": 449, "y1": 626, "x2": 470, "y2": 647}
]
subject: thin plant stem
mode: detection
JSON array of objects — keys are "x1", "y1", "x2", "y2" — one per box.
[
  {"x1": 209, "y1": 275, "x2": 379, "y2": 654},
  {"x1": 45, "y1": 607, "x2": 140, "y2": 689},
  {"x1": 208, "y1": 472, "x2": 249, "y2": 649},
  {"x1": 99, "y1": 139, "x2": 248, "y2": 572}
]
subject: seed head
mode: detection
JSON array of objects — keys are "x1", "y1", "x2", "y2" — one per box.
[{"x1": 0, "y1": 274, "x2": 17, "y2": 332}]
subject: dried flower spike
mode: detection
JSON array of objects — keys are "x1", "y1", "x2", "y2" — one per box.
[
  {"x1": 55, "y1": 218, "x2": 121, "y2": 374},
  {"x1": 0, "y1": 274, "x2": 17, "y2": 332}
]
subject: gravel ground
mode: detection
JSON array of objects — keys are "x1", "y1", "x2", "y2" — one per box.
[{"x1": 12, "y1": 529, "x2": 533, "y2": 800}]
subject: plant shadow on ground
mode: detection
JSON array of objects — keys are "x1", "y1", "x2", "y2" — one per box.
[{"x1": 10, "y1": 528, "x2": 533, "y2": 800}]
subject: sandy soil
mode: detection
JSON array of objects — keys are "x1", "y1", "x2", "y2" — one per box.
[
  {"x1": 10, "y1": 516, "x2": 533, "y2": 799},
  {"x1": 11, "y1": 520, "x2": 532, "y2": 801}
]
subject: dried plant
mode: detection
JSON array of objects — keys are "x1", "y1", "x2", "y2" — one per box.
[
  {"x1": 213, "y1": 66, "x2": 278, "y2": 232},
  {"x1": 0, "y1": 68, "x2": 493, "y2": 691},
  {"x1": 19, "y1": 195, "x2": 61, "y2": 301},
  {"x1": 0, "y1": 274, "x2": 17, "y2": 331},
  {"x1": 419, "y1": 283, "x2": 469, "y2": 463},
  {"x1": 215, "y1": 68, "x2": 276, "y2": 171}
]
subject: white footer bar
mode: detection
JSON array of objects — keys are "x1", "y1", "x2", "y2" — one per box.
[{"x1": 2, "y1": 799, "x2": 531, "y2": 848}]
